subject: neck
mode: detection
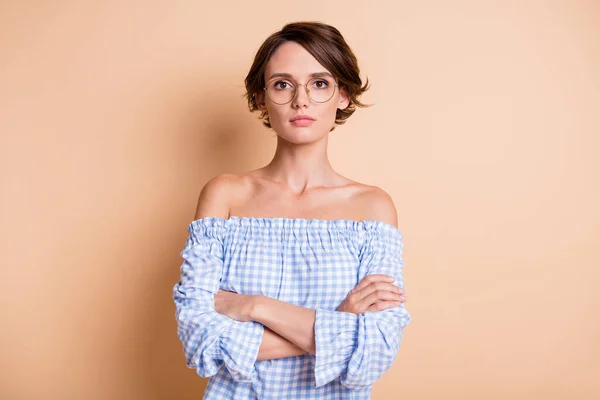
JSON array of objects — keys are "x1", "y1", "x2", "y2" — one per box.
[{"x1": 263, "y1": 134, "x2": 339, "y2": 194}]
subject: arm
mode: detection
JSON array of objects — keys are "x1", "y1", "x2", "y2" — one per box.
[
  {"x1": 191, "y1": 175, "x2": 307, "y2": 363},
  {"x1": 172, "y1": 176, "x2": 265, "y2": 381},
  {"x1": 251, "y1": 296, "x2": 317, "y2": 354},
  {"x1": 229, "y1": 272, "x2": 405, "y2": 361},
  {"x1": 172, "y1": 223, "x2": 265, "y2": 382},
  {"x1": 312, "y1": 224, "x2": 411, "y2": 389},
  {"x1": 214, "y1": 287, "x2": 316, "y2": 356},
  {"x1": 257, "y1": 327, "x2": 308, "y2": 361}
]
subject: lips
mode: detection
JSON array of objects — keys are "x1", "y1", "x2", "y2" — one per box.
[
  {"x1": 290, "y1": 115, "x2": 316, "y2": 122},
  {"x1": 290, "y1": 115, "x2": 315, "y2": 127}
]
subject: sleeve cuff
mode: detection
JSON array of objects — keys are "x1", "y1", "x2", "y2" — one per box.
[
  {"x1": 313, "y1": 309, "x2": 359, "y2": 388},
  {"x1": 218, "y1": 319, "x2": 264, "y2": 382}
]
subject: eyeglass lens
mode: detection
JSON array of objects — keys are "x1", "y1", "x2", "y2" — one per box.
[{"x1": 265, "y1": 77, "x2": 336, "y2": 104}]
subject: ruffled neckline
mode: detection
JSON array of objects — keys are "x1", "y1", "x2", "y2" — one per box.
[{"x1": 189, "y1": 215, "x2": 403, "y2": 238}]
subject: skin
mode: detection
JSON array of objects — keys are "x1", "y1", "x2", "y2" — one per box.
[{"x1": 195, "y1": 41, "x2": 407, "y2": 361}]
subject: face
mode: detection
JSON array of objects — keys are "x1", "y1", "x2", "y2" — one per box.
[{"x1": 255, "y1": 41, "x2": 350, "y2": 143}]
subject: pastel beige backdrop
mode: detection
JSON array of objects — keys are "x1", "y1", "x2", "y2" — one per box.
[{"x1": 1, "y1": 1, "x2": 598, "y2": 399}]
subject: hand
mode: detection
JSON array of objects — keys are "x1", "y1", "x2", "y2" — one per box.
[
  {"x1": 214, "y1": 290, "x2": 255, "y2": 322},
  {"x1": 336, "y1": 274, "x2": 406, "y2": 314}
]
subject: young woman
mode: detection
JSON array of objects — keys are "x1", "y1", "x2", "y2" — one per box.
[{"x1": 173, "y1": 21, "x2": 411, "y2": 399}]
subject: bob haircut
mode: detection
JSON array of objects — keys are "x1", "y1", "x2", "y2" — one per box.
[{"x1": 244, "y1": 21, "x2": 370, "y2": 129}]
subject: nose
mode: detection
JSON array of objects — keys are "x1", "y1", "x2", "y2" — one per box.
[{"x1": 291, "y1": 83, "x2": 310, "y2": 108}]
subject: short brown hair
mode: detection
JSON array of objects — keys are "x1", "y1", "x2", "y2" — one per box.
[{"x1": 244, "y1": 21, "x2": 370, "y2": 129}]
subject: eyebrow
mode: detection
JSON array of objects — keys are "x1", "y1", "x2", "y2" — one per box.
[{"x1": 267, "y1": 72, "x2": 334, "y2": 80}]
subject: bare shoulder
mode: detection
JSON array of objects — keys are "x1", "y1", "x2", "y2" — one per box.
[
  {"x1": 194, "y1": 174, "x2": 250, "y2": 220},
  {"x1": 354, "y1": 184, "x2": 399, "y2": 228}
]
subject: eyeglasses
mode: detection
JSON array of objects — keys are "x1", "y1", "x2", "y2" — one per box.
[{"x1": 263, "y1": 77, "x2": 338, "y2": 105}]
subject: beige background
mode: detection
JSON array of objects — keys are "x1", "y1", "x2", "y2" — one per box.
[{"x1": 1, "y1": 1, "x2": 599, "y2": 399}]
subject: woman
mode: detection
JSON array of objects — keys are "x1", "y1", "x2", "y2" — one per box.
[{"x1": 173, "y1": 21, "x2": 411, "y2": 399}]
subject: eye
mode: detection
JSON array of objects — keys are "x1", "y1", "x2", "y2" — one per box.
[
  {"x1": 272, "y1": 80, "x2": 293, "y2": 90},
  {"x1": 311, "y1": 79, "x2": 330, "y2": 89}
]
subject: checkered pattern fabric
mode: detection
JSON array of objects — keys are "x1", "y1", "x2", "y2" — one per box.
[{"x1": 173, "y1": 216, "x2": 411, "y2": 400}]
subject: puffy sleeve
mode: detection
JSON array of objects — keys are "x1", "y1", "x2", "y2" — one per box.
[
  {"x1": 313, "y1": 223, "x2": 412, "y2": 389},
  {"x1": 172, "y1": 219, "x2": 264, "y2": 382}
]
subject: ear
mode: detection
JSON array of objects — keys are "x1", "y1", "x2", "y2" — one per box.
[
  {"x1": 255, "y1": 90, "x2": 267, "y2": 111},
  {"x1": 337, "y1": 86, "x2": 350, "y2": 110}
]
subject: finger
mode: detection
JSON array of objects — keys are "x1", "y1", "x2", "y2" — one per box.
[
  {"x1": 353, "y1": 274, "x2": 395, "y2": 292},
  {"x1": 356, "y1": 282, "x2": 404, "y2": 300},
  {"x1": 365, "y1": 301, "x2": 403, "y2": 312},
  {"x1": 358, "y1": 290, "x2": 404, "y2": 310}
]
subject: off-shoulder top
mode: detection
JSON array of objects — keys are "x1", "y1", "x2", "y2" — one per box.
[{"x1": 172, "y1": 216, "x2": 411, "y2": 400}]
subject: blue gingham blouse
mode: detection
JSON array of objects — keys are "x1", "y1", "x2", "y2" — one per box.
[{"x1": 172, "y1": 216, "x2": 411, "y2": 399}]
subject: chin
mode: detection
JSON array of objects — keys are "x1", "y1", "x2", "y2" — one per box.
[
  {"x1": 277, "y1": 127, "x2": 329, "y2": 144},
  {"x1": 273, "y1": 121, "x2": 330, "y2": 142}
]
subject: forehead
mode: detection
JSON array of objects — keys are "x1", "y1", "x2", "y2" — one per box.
[{"x1": 265, "y1": 41, "x2": 331, "y2": 80}]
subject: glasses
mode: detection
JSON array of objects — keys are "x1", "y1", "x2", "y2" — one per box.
[{"x1": 263, "y1": 77, "x2": 338, "y2": 105}]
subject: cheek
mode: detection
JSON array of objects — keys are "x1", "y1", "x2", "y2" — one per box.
[
  {"x1": 320, "y1": 103, "x2": 339, "y2": 122},
  {"x1": 265, "y1": 105, "x2": 283, "y2": 124}
]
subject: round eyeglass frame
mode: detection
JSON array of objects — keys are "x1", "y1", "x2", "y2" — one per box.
[{"x1": 263, "y1": 78, "x2": 339, "y2": 105}]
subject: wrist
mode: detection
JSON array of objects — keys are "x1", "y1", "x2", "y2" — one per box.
[{"x1": 248, "y1": 294, "x2": 264, "y2": 321}]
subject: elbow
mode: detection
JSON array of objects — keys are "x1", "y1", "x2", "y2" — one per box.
[
  {"x1": 186, "y1": 358, "x2": 254, "y2": 383},
  {"x1": 186, "y1": 357, "x2": 216, "y2": 379},
  {"x1": 181, "y1": 347, "x2": 221, "y2": 379},
  {"x1": 175, "y1": 315, "x2": 224, "y2": 379},
  {"x1": 341, "y1": 361, "x2": 397, "y2": 390},
  {"x1": 340, "y1": 315, "x2": 410, "y2": 390},
  {"x1": 179, "y1": 328, "x2": 220, "y2": 377},
  {"x1": 178, "y1": 318, "x2": 261, "y2": 384},
  {"x1": 182, "y1": 347, "x2": 255, "y2": 383},
  {"x1": 340, "y1": 369, "x2": 378, "y2": 390},
  {"x1": 340, "y1": 352, "x2": 397, "y2": 390}
]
